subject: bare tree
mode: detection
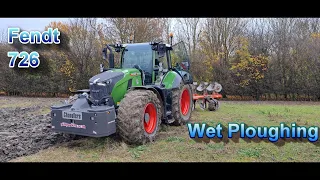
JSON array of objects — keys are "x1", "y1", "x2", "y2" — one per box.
[
  {"x1": 246, "y1": 18, "x2": 272, "y2": 56},
  {"x1": 192, "y1": 18, "x2": 248, "y2": 93},
  {"x1": 175, "y1": 18, "x2": 202, "y2": 59},
  {"x1": 103, "y1": 18, "x2": 166, "y2": 43},
  {"x1": 268, "y1": 18, "x2": 297, "y2": 98},
  {"x1": 67, "y1": 18, "x2": 102, "y2": 88},
  {"x1": 201, "y1": 18, "x2": 247, "y2": 66},
  {"x1": 103, "y1": 18, "x2": 134, "y2": 43},
  {"x1": 162, "y1": 18, "x2": 173, "y2": 43}
]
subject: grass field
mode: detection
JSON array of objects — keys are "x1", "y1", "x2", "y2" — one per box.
[{"x1": 10, "y1": 100, "x2": 320, "y2": 162}]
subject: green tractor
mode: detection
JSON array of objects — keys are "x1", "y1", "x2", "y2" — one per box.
[{"x1": 50, "y1": 35, "x2": 193, "y2": 144}]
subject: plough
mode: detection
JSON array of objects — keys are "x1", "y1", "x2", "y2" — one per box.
[{"x1": 192, "y1": 81, "x2": 223, "y2": 111}]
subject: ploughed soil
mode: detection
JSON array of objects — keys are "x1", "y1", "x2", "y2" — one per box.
[{"x1": 0, "y1": 97, "x2": 83, "y2": 162}]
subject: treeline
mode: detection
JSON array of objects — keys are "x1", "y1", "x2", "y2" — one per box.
[{"x1": 0, "y1": 18, "x2": 320, "y2": 101}]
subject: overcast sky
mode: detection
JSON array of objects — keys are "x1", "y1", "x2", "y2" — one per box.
[{"x1": 0, "y1": 18, "x2": 69, "y2": 32}]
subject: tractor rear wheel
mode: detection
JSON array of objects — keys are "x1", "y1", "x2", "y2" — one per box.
[
  {"x1": 172, "y1": 84, "x2": 193, "y2": 126},
  {"x1": 117, "y1": 90, "x2": 162, "y2": 145}
]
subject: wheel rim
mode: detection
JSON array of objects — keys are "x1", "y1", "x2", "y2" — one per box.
[
  {"x1": 180, "y1": 88, "x2": 190, "y2": 116},
  {"x1": 143, "y1": 103, "x2": 157, "y2": 134}
]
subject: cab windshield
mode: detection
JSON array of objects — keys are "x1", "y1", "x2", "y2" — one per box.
[{"x1": 121, "y1": 44, "x2": 153, "y2": 75}]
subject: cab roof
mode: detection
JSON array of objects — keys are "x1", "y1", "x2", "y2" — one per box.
[{"x1": 121, "y1": 42, "x2": 172, "y2": 48}]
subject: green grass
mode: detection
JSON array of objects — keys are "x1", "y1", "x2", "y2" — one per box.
[{"x1": 11, "y1": 101, "x2": 320, "y2": 162}]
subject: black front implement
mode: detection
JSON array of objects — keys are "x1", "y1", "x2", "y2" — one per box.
[{"x1": 51, "y1": 95, "x2": 117, "y2": 137}]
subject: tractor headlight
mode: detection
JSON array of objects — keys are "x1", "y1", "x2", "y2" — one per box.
[
  {"x1": 97, "y1": 82, "x2": 106, "y2": 86},
  {"x1": 106, "y1": 79, "x2": 112, "y2": 84}
]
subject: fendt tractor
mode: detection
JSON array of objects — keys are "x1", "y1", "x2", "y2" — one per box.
[{"x1": 50, "y1": 34, "x2": 194, "y2": 144}]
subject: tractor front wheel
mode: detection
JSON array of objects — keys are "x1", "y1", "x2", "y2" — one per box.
[
  {"x1": 117, "y1": 90, "x2": 162, "y2": 145},
  {"x1": 172, "y1": 84, "x2": 193, "y2": 126}
]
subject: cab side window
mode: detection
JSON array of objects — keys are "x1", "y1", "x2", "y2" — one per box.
[{"x1": 158, "y1": 51, "x2": 168, "y2": 72}]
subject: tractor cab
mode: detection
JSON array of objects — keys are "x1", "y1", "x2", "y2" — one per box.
[
  {"x1": 103, "y1": 42, "x2": 192, "y2": 86},
  {"x1": 103, "y1": 40, "x2": 191, "y2": 86},
  {"x1": 119, "y1": 42, "x2": 172, "y2": 85}
]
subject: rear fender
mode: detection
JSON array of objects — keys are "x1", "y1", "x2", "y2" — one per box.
[{"x1": 161, "y1": 71, "x2": 182, "y2": 89}]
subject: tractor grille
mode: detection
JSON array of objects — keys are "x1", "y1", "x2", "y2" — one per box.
[{"x1": 90, "y1": 83, "x2": 109, "y2": 101}]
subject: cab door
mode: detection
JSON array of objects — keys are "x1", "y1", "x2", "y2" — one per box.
[
  {"x1": 171, "y1": 41, "x2": 192, "y2": 83},
  {"x1": 154, "y1": 48, "x2": 170, "y2": 84}
]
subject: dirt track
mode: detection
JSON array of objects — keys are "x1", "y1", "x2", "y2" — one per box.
[{"x1": 0, "y1": 97, "x2": 82, "y2": 162}]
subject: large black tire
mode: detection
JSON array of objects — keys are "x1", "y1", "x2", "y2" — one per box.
[
  {"x1": 116, "y1": 90, "x2": 162, "y2": 145},
  {"x1": 172, "y1": 84, "x2": 193, "y2": 126}
]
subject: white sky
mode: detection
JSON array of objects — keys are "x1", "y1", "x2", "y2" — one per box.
[{"x1": 0, "y1": 18, "x2": 70, "y2": 32}]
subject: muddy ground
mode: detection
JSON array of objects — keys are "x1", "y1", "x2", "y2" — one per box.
[
  {"x1": 1, "y1": 97, "x2": 319, "y2": 162},
  {"x1": 0, "y1": 97, "x2": 83, "y2": 162}
]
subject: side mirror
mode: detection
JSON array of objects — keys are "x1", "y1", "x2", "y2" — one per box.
[
  {"x1": 158, "y1": 44, "x2": 166, "y2": 58},
  {"x1": 109, "y1": 53, "x2": 114, "y2": 68},
  {"x1": 103, "y1": 45, "x2": 115, "y2": 68}
]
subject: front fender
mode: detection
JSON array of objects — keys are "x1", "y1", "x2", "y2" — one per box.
[
  {"x1": 129, "y1": 86, "x2": 164, "y2": 118},
  {"x1": 129, "y1": 86, "x2": 163, "y2": 105}
]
